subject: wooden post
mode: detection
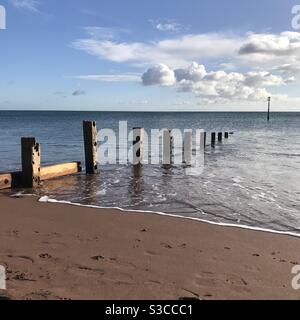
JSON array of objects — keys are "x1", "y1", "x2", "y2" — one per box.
[
  {"x1": 41, "y1": 162, "x2": 82, "y2": 181},
  {"x1": 225, "y1": 132, "x2": 229, "y2": 139},
  {"x1": 0, "y1": 162, "x2": 82, "y2": 190},
  {"x1": 132, "y1": 127, "x2": 144, "y2": 177},
  {"x1": 21, "y1": 137, "x2": 41, "y2": 188},
  {"x1": 83, "y1": 121, "x2": 98, "y2": 174},
  {"x1": 218, "y1": 132, "x2": 223, "y2": 142},
  {"x1": 183, "y1": 130, "x2": 192, "y2": 166},
  {"x1": 0, "y1": 172, "x2": 21, "y2": 190},
  {"x1": 211, "y1": 132, "x2": 216, "y2": 146},
  {"x1": 204, "y1": 132, "x2": 207, "y2": 148}
]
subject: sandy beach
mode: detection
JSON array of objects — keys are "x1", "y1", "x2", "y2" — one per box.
[{"x1": 0, "y1": 194, "x2": 299, "y2": 300}]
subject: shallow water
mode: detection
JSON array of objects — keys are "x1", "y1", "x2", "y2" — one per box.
[{"x1": 0, "y1": 111, "x2": 300, "y2": 234}]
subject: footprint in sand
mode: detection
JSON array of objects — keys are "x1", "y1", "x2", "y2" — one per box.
[
  {"x1": 12, "y1": 272, "x2": 36, "y2": 282},
  {"x1": 91, "y1": 255, "x2": 137, "y2": 271},
  {"x1": 39, "y1": 253, "x2": 53, "y2": 260},
  {"x1": 7, "y1": 255, "x2": 34, "y2": 263},
  {"x1": 160, "y1": 243, "x2": 172, "y2": 249},
  {"x1": 178, "y1": 243, "x2": 187, "y2": 249},
  {"x1": 77, "y1": 265, "x2": 105, "y2": 274},
  {"x1": 144, "y1": 250, "x2": 158, "y2": 257},
  {"x1": 144, "y1": 280, "x2": 161, "y2": 286},
  {"x1": 91, "y1": 255, "x2": 105, "y2": 261},
  {"x1": 195, "y1": 273, "x2": 248, "y2": 288},
  {"x1": 6, "y1": 230, "x2": 20, "y2": 238}
]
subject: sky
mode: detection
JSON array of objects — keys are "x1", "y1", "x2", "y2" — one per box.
[{"x1": 0, "y1": 0, "x2": 300, "y2": 111}]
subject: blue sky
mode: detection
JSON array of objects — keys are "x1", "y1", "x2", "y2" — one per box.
[{"x1": 0, "y1": 0, "x2": 300, "y2": 111}]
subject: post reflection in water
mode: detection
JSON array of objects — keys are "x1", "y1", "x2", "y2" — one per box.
[
  {"x1": 129, "y1": 165, "x2": 144, "y2": 207},
  {"x1": 39, "y1": 173, "x2": 99, "y2": 205}
]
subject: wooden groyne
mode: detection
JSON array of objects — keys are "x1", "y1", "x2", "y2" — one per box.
[{"x1": 0, "y1": 121, "x2": 233, "y2": 190}]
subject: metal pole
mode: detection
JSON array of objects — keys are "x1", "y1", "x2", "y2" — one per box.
[{"x1": 267, "y1": 97, "x2": 271, "y2": 121}]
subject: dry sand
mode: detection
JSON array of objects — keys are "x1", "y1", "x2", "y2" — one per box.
[{"x1": 0, "y1": 194, "x2": 300, "y2": 300}]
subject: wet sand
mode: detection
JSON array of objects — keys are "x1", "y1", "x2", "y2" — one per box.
[{"x1": 0, "y1": 194, "x2": 300, "y2": 300}]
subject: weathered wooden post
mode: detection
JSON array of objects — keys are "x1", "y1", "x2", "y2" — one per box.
[
  {"x1": 204, "y1": 132, "x2": 207, "y2": 148},
  {"x1": 218, "y1": 132, "x2": 223, "y2": 142},
  {"x1": 21, "y1": 137, "x2": 41, "y2": 188},
  {"x1": 132, "y1": 127, "x2": 144, "y2": 177},
  {"x1": 225, "y1": 132, "x2": 229, "y2": 139},
  {"x1": 83, "y1": 121, "x2": 98, "y2": 174},
  {"x1": 183, "y1": 130, "x2": 192, "y2": 166},
  {"x1": 0, "y1": 172, "x2": 21, "y2": 190},
  {"x1": 41, "y1": 162, "x2": 82, "y2": 181},
  {"x1": 211, "y1": 132, "x2": 216, "y2": 146}
]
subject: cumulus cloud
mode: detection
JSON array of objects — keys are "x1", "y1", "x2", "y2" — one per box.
[
  {"x1": 175, "y1": 62, "x2": 207, "y2": 82},
  {"x1": 142, "y1": 62, "x2": 290, "y2": 102},
  {"x1": 72, "y1": 89, "x2": 86, "y2": 96},
  {"x1": 10, "y1": 0, "x2": 40, "y2": 12},
  {"x1": 142, "y1": 64, "x2": 176, "y2": 86}
]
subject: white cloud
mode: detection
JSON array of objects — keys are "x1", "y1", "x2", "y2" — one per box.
[
  {"x1": 234, "y1": 32, "x2": 300, "y2": 79},
  {"x1": 175, "y1": 62, "x2": 207, "y2": 82},
  {"x1": 72, "y1": 29, "x2": 300, "y2": 107},
  {"x1": 10, "y1": 0, "x2": 40, "y2": 12},
  {"x1": 142, "y1": 62, "x2": 290, "y2": 102},
  {"x1": 239, "y1": 32, "x2": 300, "y2": 56},
  {"x1": 142, "y1": 64, "x2": 176, "y2": 86},
  {"x1": 150, "y1": 19, "x2": 184, "y2": 32},
  {"x1": 83, "y1": 26, "x2": 129, "y2": 40},
  {"x1": 72, "y1": 29, "x2": 300, "y2": 78},
  {"x1": 243, "y1": 71, "x2": 285, "y2": 87},
  {"x1": 156, "y1": 22, "x2": 181, "y2": 32},
  {"x1": 273, "y1": 62, "x2": 300, "y2": 78},
  {"x1": 74, "y1": 74, "x2": 140, "y2": 82},
  {"x1": 72, "y1": 31, "x2": 243, "y2": 68}
]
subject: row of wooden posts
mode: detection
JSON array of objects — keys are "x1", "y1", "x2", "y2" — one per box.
[{"x1": 0, "y1": 121, "x2": 232, "y2": 190}]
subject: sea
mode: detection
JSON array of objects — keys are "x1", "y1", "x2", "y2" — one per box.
[{"x1": 0, "y1": 111, "x2": 299, "y2": 235}]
